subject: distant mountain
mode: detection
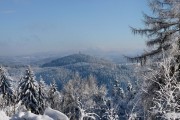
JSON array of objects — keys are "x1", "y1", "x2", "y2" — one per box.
[
  {"x1": 38, "y1": 53, "x2": 137, "y2": 92},
  {"x1": 4, "y1": 53, "x2": 138, "y2": 95},
  {"x1": 42, "y1": 53, "x2": 110, "y2": 67}
]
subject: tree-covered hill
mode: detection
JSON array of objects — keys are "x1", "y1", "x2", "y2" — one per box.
[{"x1": 42, "y1": 53, "x2": 111, "y2": 67}]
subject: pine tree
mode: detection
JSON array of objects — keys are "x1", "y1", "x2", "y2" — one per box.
[
  {"x1": 128, "y1": 1, "x2": 180, "y2": 118},
  {"x1": 129, "y1": 0, "x2": 180, "y2": 64},
  {"x1": 37, "y1": 76, "x2": 46, "y2": 114},
  {"x1": 48, "y1": 79, "x2": 58, "y2": 109},
  {"x1": 0, "y1": 66, "x2": 14, "y2": 106},
  {"x1": 112, "y1": 78, "x2": 125, "y2": 103},
  {"x1": 18, "y1": 66, "x2": 39, "y2": 114}
]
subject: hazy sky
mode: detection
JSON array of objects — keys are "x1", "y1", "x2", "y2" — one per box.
[{"x1": 0, "y1": 0, "x2": 150, "y2": 56}]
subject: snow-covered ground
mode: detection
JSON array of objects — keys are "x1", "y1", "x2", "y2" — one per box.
[
  {"x1": 0, "y1": 107, "x2": 69, "y2": 120},
  {"x1": 0, "y1": 111, "x2": 10, "y2": 120},
  {"x1": 44, "y1": 107, "x2": 69, "y2": 120}
]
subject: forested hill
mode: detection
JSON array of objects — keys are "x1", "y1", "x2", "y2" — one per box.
[
  {"x1": 36, "y1": 53, "x2": 137, "y2": 92},
  {"x1": 42, "y1": 53, "x2": 110, "y2": 67},
  {"x1": 1, "y1": 53, "x2": 139, "y2": 120}
]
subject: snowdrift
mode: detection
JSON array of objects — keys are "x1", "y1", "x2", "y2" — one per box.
[
  {"x1": 0, "y1": 107, "x2": 69, "y2": 120},
  {"x1": 44, "y1": 107, "x2": 69, "y2": 120},
  {"x1": 0, "y1": 111, "x2": 10, "y2": 120}
]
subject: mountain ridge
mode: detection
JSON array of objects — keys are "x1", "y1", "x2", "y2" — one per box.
[{"x1": 42, "y1": 53, "x2": 111, "y2": 67}]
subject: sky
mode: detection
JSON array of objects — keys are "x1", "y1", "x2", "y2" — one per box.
[{"x1": 0, "y1": 0, "x2": 150, "y2": 56}]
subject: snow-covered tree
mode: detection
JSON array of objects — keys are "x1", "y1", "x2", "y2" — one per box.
[
  {"x1": 0, "y1": 66, "x2": 14, "y2": 106},
  {"x1": 127, "y1": 81, "x2": 133, "y2": 92},
  {"x1": 18, "y1": 66, "x2": 39, "y2": 114},
  {"x1": 127, "y1": 0, "x2": 180, "y2": 119},
  {"x1": 37, "y1": 76, "x2": 46, "y2": 114},
  {"x1": 62, "y1": 74, "x2": 109, "y2": 120},
  {"x1": 112, "y1": 79, "x2": 122, "y2": 100},
  {"x1": 101, "y1": 99, "x2": 119, "y2": 120},
  {"x1": 61, "y1": 73, "x2": 85, "y2": 120},
  {"x1": 48, "y1": 79, "x2": 60, "y2": 109},
  {"x1": 129, "y1": 0, "x2": 180, "y2": 64},
  {"x1": 110, "y1": 75, "x2": 140, "y2": 120},
  {"x1": 146, "y1": 56, "x2": 180, "y2": 119}
]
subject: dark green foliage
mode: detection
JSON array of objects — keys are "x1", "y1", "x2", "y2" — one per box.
[
  {"x1": 0, "y1": 66, "x2": 14, "y2": 106},
  {"x1": 48, "y1": 80, "x2": 58, "y2": 109},
  {"x1": 18, "y1": 66, "x2": 39, "y2": 114},
  {"x1": 37, "y1": 79, "x2": 46, "y2": 114}
]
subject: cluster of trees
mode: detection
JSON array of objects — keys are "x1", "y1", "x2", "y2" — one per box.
[
  {"x1": 0, "y1": 66, "x2": 60, "y2": 116},
  {"x1": 0, "y1": 64, "x2": 137, "y2": 120},
  {"x1": 128, "y1": 0, "x2": 180, "y2": 119}
]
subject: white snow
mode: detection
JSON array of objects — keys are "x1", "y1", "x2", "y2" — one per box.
[
  {"x1": 11, "y1": 111, "x2": 53, "y2": 120},
  {"x1": 0, "y1": 107, "x2": 69, "y2": 120},
  {"x1": 44, "y1": 107, "x2": 69, "y2": 120},
  {"x1": 164, "y1": 112, "x2": 180, "y2": 119},
  {"x1": 20, "y1": 111, "x2": 53, "y2": 120},
  {"x1": 0, "y1": 111, "x2": 10, "y2": 120}
]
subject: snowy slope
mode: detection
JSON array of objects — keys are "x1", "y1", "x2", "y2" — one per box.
[{"x1": 0, "y1": 108, "x2": 69, "y2": 120}]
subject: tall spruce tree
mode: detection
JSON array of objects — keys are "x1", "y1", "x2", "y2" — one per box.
[
  {"x1": 48, "y1": 79, "x2": 57, "y2": 109},
  {"x1": 0, "y1": 66, "x2": 14, "y2": 106},
  {"x1": 37, "y1": 76, "x2": 46, "y2": 114},
  {"x1": 18, "y1": 66, "x2": 39, "y2": 114},
  {"x1": 129, "y1": 0, "x2": 180, "y2": 119},
  {"x1": 130, "y1": 0, "x2": 180, "y2": 65}
]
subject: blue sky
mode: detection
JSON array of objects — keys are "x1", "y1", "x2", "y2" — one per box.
[{"x1": 0, "y1": 0, "x2": 149, "y2": 56}]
